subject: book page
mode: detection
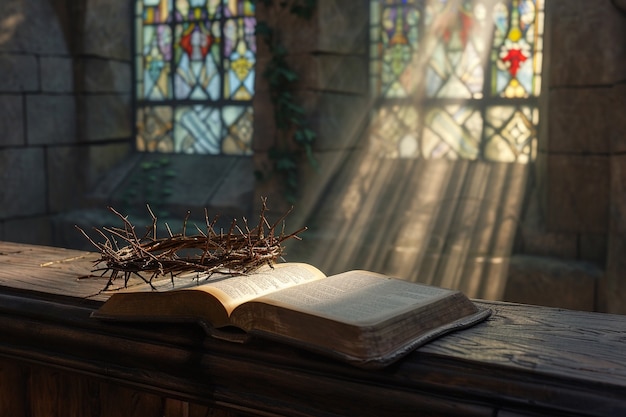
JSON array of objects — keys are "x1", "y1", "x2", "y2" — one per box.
[
  {"x1": 191, "y1": 263, "x2": 326, "y2": 314},
  {"x1": 254, "y1": 270, "x2": 455, "y2": 325}
]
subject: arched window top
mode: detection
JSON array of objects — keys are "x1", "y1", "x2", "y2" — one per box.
[
  {"x1": 369, "y1": 0, "x2": 544, "y2": 162},
  {"x1": 134, "y1": 0, "x2": 256, "y2": 154}
]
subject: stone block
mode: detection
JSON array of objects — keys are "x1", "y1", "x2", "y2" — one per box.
[
  {"x1": 83, "y1": 0, "x2": 131, "y2": 60},
  {"x1": 26, "y1": 95, "x2": 76, "y2": 145},
  {"x1": 84, "y1": 142, "x2": 133, "y2": 189},
  {"x1": 548, "y1": 0, "x2": 626, "y2": 86},
  {"x1": 317, "y1": 0, "x2": 368, "y2": 55},
  {"x1": 40, "y1": 56, "x2": 74, "y2": 93},
  {"x1": 579, "y1": 233, "x2": 607, "y2": 266},
  {"x1": 289, "y1": 148, "x2": 358, "y2": 226},
  {"x1": 83, "y1": 94, "x2": 131, "y2": 141},
  {"x1": 50, "y1": 208, "x2": 124, "y2": 251},
  {"x1": 252, "y1": 151, "x2": 291, "y2": 214},
  {"x1": 289, "y1": 54, "x2": 368, "y2": 94},
  {"x1": 0, "y1": 54, "x2": 38, "y2": 92},
  {"x1": 251, "y1": 90, "x2": 275, "y2": 152},
  {"x1": 609, "y1": 83, "x2": 626, "y2": 154},
  {"x1": 2, "y1": 215, "x2": 53, "y2": 247},
  {"x1": 503, "y1": 255, "x2": 600, "y2": 312},
  {"x1": 47, "y1": 144, "x2": 130, "y2": 213},
  {"x1": 82, "y1": 58, "x2": 131, "y2": 94},
  {"x1": 609, "y1": 154, "x2": 626, "y2": 234},
  {"x1": 0, "y1": 0, "x2": 68, "y2": 55},
  {"x1": 605, "y1": 233, "x2": 626, "y2": 314},
  {"x1": 253, "y1": 55, "x2": 271, "y2": 95},
  {"x1": 518, "y1": 228, "x2": 578, "y2": 260},
  {"x1": 259, "y1": 0, "x2": 368, "y2": 55},
  {"x1": 0, "y1": 95, "x2": 25, "y2": 146},
  {"x1": 85, "y1": 152, "x2": 141, "y2": 204},
  {"x1": 0, "y1": 148, "x2": 46, "y2": 219},
  {"x1": 304, "y1": 92, "x2": 369, "y2": 151},
  {"x1": 517, "y1": 182, "x2": 578, "y2": 259},
  {"x1": 546, "y1": 155, "x2": 609, "y2": 233},
  {"x1": 548, "y1": 87, "x2": 612, "y2": 154},
  {"x1": 259, "y1": 2, "x2": 317, "y2": 54},
  {"x1": 208, "y1": 157, "x2": 254, "y2": 218},
  {"x1": 46, "y1": 146, "x2": 82, "y2": 212}
]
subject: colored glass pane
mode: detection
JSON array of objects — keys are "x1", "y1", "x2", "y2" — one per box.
[
  {"x1": 369, "y1": 105, "x2": 420, "y2": 158},
  {"x1": 423, "y1": 1, "x2": 487, "y2": 99},
  {"x1": 143, "y1": 0, "x2": 171, "y2": 24},
  {"x1": 483, "y1": 105, "x2": 537, "y2": 163},
  {"x1": 141, "y1": 25, "x2": 173, "y2": 100},
  {"x1": 492, "y1": 0, "x2": 543, "y2": 97},
  {"x1": 175, "y1": 0, "x2": 222, "y2": 20},
  {"x1": 223, "y1": 17, "x2": 256, "y2": 100},
  {"x1": 369, "y1": 0, "x2": 544, "y2": 163},
  {"x1": 225, "y1": 0, "x2": 255, "y2": 17},
  {"x1": 174, "y1": 105, "x2": 222, "y2": 153},
  {"x1": 134, "y1": 0, "x2": 255, "y2": 155},
  {"x1": 136, "y1": 106, "x2": 174, "y2": 152},
  {"x1": 222, "y1": 106, "x2": 253, "y2": 154},
  {"x1": 423, "y1": 106, "x2": 482, "y2": 160},
  {"x1": 174, "y1": 21, "x2": 220, "y2": 99},
  {"x1": 376, "y1": 2, "x2": 420, "y2": 98}
]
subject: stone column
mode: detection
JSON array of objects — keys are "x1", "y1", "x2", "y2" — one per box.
[
  {"x1": 546, "y1": 0, "x2": 626, "y2": 313},
  {"x1": 606, "y1": 81, "x2": 626, "y2": 313}
]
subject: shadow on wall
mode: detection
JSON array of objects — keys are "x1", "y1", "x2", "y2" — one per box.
[{"x1": 287, "y1": 151, "x2": 529, "y2": 301}]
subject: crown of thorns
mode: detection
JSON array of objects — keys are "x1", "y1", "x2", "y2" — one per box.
[{"x1": 76, "y1": 198, "x2": 306, "y2": 293}]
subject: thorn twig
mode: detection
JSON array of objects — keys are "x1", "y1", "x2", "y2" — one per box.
[{"x1": 76, "y1": 198, "x2": 306, "y2": 294}]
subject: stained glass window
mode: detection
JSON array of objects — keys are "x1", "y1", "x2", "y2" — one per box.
[
  {"x1": 369, "y1": 0, "x2": 544, "y2": 162},
  {"x1": 134, "y1": 0, "x2": 255, "y2": 154}
]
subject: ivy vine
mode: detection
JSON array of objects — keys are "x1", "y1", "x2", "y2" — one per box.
[
  {"x1": 253, "y1": 0, "x2": 318, "y2": 204},
  {"x1": 121, "y1": 157, "x2": 177, "y2": 218}
]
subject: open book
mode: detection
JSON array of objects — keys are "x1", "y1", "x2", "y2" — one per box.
[{"x1": 92, "y1": 263, "x2": 490, "y2": 368}]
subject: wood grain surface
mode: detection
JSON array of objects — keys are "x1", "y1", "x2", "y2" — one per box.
[{"x1": 0, "y1": 241, "x2": 625, "y2": 417}]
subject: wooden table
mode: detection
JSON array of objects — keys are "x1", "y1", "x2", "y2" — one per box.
[{"x1": 0, "y1": 241, "x2": 625, "y2": 417}]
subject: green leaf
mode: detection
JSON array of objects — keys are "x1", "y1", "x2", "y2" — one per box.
[
  {"x1": 287, "y1": 173, "x2": 298, "y2": 188},
  {"x1": 273, "y1": 45, "x2": 288, "y2": 57},
  {"x1": 285, "y1": 192, "x2": 297, "y2": 205},
  {"x1": 276, "y1": 157, "x2": 296, "y2": 171},
  {"x1": 280, "y1": 68, "x2": 298, "y2": 82},
  {"x1": 303, "y1": 128, "x2": 316, "y2": 141},
  {"x1": 305, "y1": 145, "x2": 319, "y2": 170},
  {"x1": 254, "y1": 22, "x2": 272, "y2": 37},
  {"x1": 259, "y1": 2, "x2": 319, "y2": 203},
  {"x1": 294, "y1": 128, "x2": 316, "y2": 144}
]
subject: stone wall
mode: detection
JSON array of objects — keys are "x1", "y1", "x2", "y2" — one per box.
[
  {"x1": 511, "y1": 1, "x2": 626, "y2": 313},
  {"x1": 0, "y1": 0, "x2": 73, "y2": 244},
  {"x1": 0, "y1": 0, "x2": 132, "y2": 246},
  {"x1": 252, "y1": 0, "x2": 370, "y2": 224}
]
